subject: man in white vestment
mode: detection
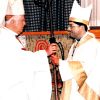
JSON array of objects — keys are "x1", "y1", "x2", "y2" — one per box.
[
  {"x1": 0, "y1": 0, "x2": 57, "y2": 100},
  {"x1": 51, "y1": 0, "x2": 100, "y2": 100}
]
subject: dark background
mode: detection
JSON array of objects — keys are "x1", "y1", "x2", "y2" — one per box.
[{"x1": 23, "y1": 0, "x2": 80, "y2": 32}]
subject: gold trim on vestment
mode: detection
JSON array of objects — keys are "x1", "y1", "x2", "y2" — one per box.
[
  {"x1": 71, "y1": 34, "x2": 93, "y2": 57},
  {"x1": 60, "y1": 79, "x2": 72, "y2": 100},
  {"x1": 79, "y1": 82, "x2": 100, "y2": 100},
  {"x1": 60, "y1": 61, "x2": 87, "y2": 100},
  {"x1": 76, "y1": 34, "x2": 93, "y2": 47},
  {"x1": 69, "y1": 17, "x2": 89, "y2": 25},
  {"x1": 69, "y1": 61, "x2": 87, "y2": 88}
]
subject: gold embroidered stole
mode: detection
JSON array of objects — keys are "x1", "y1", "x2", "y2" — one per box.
[
  {"x1": 60, "y1": 61, "x2": 87, "y2": 100},
  {"x1": 71, "y1": 34, "x2": 93, "y2": 57},
  {"x1": 60, "y1": 79, "x2": 72, "y2": 100},
  {"x1": 79, "y1": 82, "x2": 100, "y2": 100},
  {"x1": 69, "y1": 61, "x2": 87, "y2": 89},
  {"x1": 68, "y1": 61, "x2": 100, "y2": 100},
  {"x1": 76, "y1": 34, "x2": 93, "y2": 47}
]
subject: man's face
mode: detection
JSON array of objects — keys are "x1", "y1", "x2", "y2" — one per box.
[
  {"x1": 13, "y1": 15, "x2": 26, "y2": 34},
  {"x1": 5, "y1": 15, "x2": 26, "y2": 34},
  {"x1": 67, "y1": 22, "x2": 81, "y2": 39}
]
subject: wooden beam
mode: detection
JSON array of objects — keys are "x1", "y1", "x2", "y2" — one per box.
[
  {"x1": 22, "y1": 31, "x2": 69, "y2": 35},
  {"x1": 22, "y1": 29, "x2": 100, "y2": 38}
]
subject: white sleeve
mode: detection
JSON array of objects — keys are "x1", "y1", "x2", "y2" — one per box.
[
  {"x1": 59, "y1": 59, "x2": 73, "y2": 81},
  {"x1": 26, "y1": 50, "x2": 50, "y2": 72},
  {"x1": 7, "y1": 0, "x2": 25, "y2": 15},
  {"x1": 33, "y1": 50, "x2": 50, "y2": 71}
]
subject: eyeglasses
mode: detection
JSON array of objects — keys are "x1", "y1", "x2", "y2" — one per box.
[{"x1": 67, "y1": 25, "x2": 79, "y2": 29}]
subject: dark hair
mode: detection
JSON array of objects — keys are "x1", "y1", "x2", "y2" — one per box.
[{"x1": 73, "y1": 22, "x2": 88, "y2": 32}]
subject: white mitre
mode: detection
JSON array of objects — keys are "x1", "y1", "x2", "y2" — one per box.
[
  {"x1": 69, "y1": 0, "x2": 92, "y2": 25},
  {"x1": 6, "y1": 0, "x2": 25, "y2": 15}
]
